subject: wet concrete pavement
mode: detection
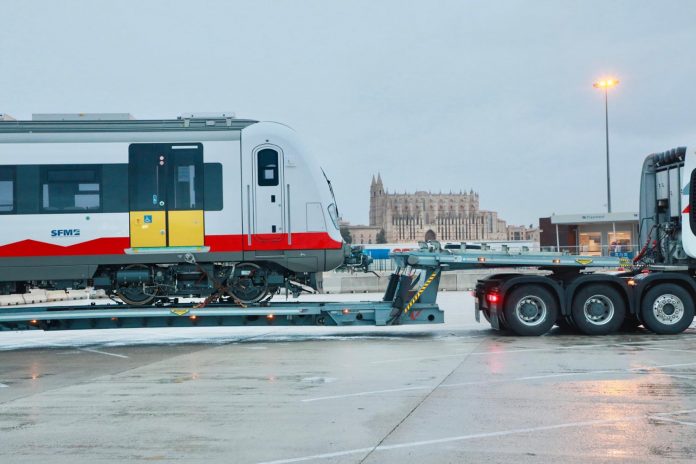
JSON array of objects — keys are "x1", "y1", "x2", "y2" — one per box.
[{"x1": 1, "y1": 292, "x2": 696, "y2": 463}]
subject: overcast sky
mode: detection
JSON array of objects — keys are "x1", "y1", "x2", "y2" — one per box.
[{"x1": 2, "y1": 0, "x2": 695, "y2": 226}]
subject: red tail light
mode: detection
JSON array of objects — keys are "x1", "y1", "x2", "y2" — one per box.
[{"x1": 486, "y1": 293, "x2": 500, "y2": 304}]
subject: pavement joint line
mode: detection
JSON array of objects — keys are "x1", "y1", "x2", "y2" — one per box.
[
  {"x1": 302, "y1": 361, "x2": 696, "y2": 403},
  {"x1": 356, "y1": 338, "x2": 487, "y2": 464},
  {"x1": 256, "y1": 408, "x2": 696, "y2": 464}
]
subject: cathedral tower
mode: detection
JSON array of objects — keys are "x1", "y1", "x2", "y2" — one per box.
[{"x1": 369, "y1": 173, "x2": 384, "y2": 226}]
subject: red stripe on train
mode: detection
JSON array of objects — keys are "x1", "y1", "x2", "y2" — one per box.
[
  {"x1": 684, "y1": 204, "x2": 691, "y2": 214},
  {"x1": 0, "y1": 233, "x2": 343, "y2": 258}
]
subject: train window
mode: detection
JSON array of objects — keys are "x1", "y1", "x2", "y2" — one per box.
[
  {"x1": 0, "y1": 167, "x2": 15, "y2": 213},
  {"x1": 41, "y1": 166, "x2": 101, "y2": 212},
  {"x1": 204, "y1": 163, "x2": 223, "y2": 211},
  {"x1": 257, "y1": 149, "x2": 279, "y2": 186},
  {"x1": 168, "y1": 152, "x2": 203, "y2": 210}
]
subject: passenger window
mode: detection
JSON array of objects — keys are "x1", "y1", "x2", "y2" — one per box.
[
  {"x1": 257, "y1": 149, "x2": 279, "y2": 186},
  {"x1": 168, "y1": 150, "x2": 204, "y2": 210},
  {"x1": 0, "y1": 166, "x2": 15, "y2": 213},
  {"x1": 41, "y1": 166, "x2": 101, "y2": 212}
]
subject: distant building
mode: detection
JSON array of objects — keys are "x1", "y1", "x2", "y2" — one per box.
[
  {"x1": 369, "y1": 174, "x2": 511, "y2": 243},
  {"x1": 507, "y1": 224, "x2": 540, "y2": 242},
  {"x1": 344, "y1": 224, "x2": 382, "y2": 245},
  {"x1": 539, "y1": 212, "x2": 639, "y2": 257}
]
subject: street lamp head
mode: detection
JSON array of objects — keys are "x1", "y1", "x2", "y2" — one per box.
[{"x1": 593, "y1": 78, "x2": 619, "y2": 89}]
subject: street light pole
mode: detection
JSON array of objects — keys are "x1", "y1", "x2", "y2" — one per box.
[
  {"x1": 603, "y1": 85, "x2": 611, "y2": 213},
  {"x1": 593, "y1": 78, "x2": 619, "y2": 213}
]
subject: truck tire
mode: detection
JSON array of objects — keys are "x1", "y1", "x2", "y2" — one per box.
[
  {"x1": 503, "y1": 285, "x2": 558, "y2": 336},
  {"x1": 571, "y1": 284, "x2": 626, "y2": 335},
  {"x1": 640, "y1": 284, "x2": 695, "y2": 335}
]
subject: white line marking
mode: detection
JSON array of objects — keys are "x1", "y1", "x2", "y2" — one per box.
[
  {"x1": 371, "y1": 342, "x2": 620, "y2": 364},
  {"x1": 0, "y1": 383, "x2": 8, "y2": 388},
  {"x1": 77, "y1": 348, "x2": 129, "y2": 358},
  {"x1": 303, "y1": 361, "x2": 696, "y2": 402},
  {"x1": 371, "y1": 340, "x2": 696, "y2": 365},
  {"x1": 302, "y1": 385, "x2": 433, "y2": 402},
  {"x1": 256, "y1": 408, "x2": 696, "y2": 464},
  {"x1": 15, "y1": 339, "x2": 129, "y2": 359},
  {"x1": 642, "y1": 347, "x2": 696, "y2": 354},
  {"x1": 660, "y1": 373, "x2": 696, "y2": 381},
  {"x1": 650, "y1": 416, "x2": 696, "y2": 427}
]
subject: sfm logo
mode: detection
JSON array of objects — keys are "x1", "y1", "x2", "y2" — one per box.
[{"x1": 51, "y1": 229, "x2": 81, "y2": 237}]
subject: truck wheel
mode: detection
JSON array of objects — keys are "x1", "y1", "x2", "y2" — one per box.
[
  {"x1": 640, "y1": 284, "x2": 695, "y2": 335},
  {"x1": 503, "y1": 285, "x2": 558, "y2": 336},
  {"x1": 571, "y1": 284, "x2": 625, "y2": 335}
]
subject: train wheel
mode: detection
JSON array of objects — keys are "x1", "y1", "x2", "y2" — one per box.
[
  {"x1": 115, "y1": 265, "x2": 158, "y2": 305},
  {"x1": 226, "y1": 263, "x2": 269, "y2": 304},
  {"x1": 503, "y1": 285, "x2": 558, "y2": 336},
  {"x1": 571, "y1": 284, "x2": 625, "y2": 335},
  {"x1": 116, "y1": 287, "x2": 158, "y2": 306},
  {"x1": 640, "y1": 284, "x2": 695, "y2": 335}
]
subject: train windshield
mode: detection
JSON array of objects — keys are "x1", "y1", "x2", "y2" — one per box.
[
  {"x1": 321, "y1": 168, "x2": 338, "y2": 213},
  {"x1": 321, "y1": 168, "x2": 340, "y2": 229}
]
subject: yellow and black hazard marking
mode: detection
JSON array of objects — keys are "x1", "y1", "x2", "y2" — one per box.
[
  {"x1": 575, "y1": 258, "x2": 593, "y2": 265},
  {"x1": 170, "y1": 308, "x2": 190, "y2": 316},
  {"x1": 403, "y1": 269, "x2": 440, "y2": 314}
]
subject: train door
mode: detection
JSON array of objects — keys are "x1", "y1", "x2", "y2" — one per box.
[
  {"x1": 128, "y1": 143, "x2": 204, "y2": 248},
  {"x1": 247, "y1": 145, "x2": 285, "y2": 245}
]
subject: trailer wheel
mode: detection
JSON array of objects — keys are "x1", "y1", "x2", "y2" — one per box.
[
  {"x1": 503, "y1": 285, "x2": 558, "y2": 336},
  {"x1": 571, "y1": 284, "x2": 625, "y2": 335},
  {"x1": 640, "y1": 284, "x2": 695, "y2": 335}
]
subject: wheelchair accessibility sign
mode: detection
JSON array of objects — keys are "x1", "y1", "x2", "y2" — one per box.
[{"x1": 144, "y1": 215, "x2": 152, "y2": 224}]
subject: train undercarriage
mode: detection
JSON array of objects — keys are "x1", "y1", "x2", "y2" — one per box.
[{"x1": 2, "y1": 255, "x2": 321, "y2": 306}]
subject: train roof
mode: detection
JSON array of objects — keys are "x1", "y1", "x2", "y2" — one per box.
[{"x1": 0, "y1": 114, "x2": 258, "y2": 135}]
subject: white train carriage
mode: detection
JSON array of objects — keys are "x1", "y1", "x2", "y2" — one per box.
[{"x1": 0, "y1": 113, "x2": 347, "y2": 304}]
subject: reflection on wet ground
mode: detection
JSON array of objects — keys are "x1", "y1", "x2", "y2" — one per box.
[{"x1": 1, "y1": 292, "x2": 695, "y2": 463}]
